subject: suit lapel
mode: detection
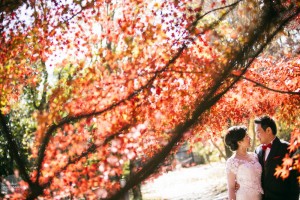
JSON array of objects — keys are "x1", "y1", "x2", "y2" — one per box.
[
  {"x1": 257, "y1": 146, "x2": 264, "y2": 166},
  {"x1": 264, "y1": 137, "x2": 280, "y2": 177}
]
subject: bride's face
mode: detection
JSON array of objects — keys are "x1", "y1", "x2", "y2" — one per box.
[{"x1": 238, "y1": 134, "x2": 251, "y2": 149}]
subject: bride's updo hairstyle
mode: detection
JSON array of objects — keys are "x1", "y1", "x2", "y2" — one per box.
[{"x1": 224, "y1": 126, "x2": 247, "y2": 151}]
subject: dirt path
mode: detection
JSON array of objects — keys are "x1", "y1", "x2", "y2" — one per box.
[{"x1": 142, "y1": 162, "x2": 228, "y2": 200}]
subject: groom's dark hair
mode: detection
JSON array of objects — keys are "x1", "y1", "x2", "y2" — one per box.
[{"x1": 254, "y1": 115, "x2": 277, "y2": 135}]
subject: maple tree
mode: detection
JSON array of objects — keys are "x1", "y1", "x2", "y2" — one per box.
[{"x1": 0, "y1": 0, "x2": 299, "y2": 199}]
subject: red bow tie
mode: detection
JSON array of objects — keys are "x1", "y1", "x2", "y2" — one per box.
[{"x1": 262, "y1": 143, "x2": 272, "y2": 151}]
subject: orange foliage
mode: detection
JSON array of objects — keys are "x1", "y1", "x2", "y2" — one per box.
[{"x1": 0, "y1": 0, "x2": 299, "y2": 199}]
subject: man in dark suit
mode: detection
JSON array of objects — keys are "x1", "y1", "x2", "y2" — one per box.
[{"x1": 254, "y1": 116, "x2": 299, "y2": 200}]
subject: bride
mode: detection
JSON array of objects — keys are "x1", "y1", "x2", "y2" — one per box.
[{"x1": 224, "y1": 126, "x2": 263, "y2": 200}]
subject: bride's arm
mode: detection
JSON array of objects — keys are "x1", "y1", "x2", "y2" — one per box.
[{"x1": 226, "y1": 171, "x2": 236, "y2": 200}]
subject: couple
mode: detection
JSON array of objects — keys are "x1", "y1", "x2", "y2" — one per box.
[{"x1": 225, "y1": 116, "x2": 299, "y2": 200}]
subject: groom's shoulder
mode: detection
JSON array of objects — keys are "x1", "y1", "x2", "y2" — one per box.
[
  {"x1": 276, "y1": 137, "x2": 290, "y2": 147},
  {"x1": 279, "y1": 138, "x2": 289, "y2": 145},
  {"x1": 273, "y1": 137, "x2": 290, "y2": 154}
]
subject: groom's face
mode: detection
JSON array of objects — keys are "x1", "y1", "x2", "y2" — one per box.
[{"x1": 255, "y1": 124, "x2": 268, "y2": 144}]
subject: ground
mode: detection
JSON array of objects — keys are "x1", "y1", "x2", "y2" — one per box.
[{"x1": 141, "y1": 162, "x2": 228, "y2": 200}]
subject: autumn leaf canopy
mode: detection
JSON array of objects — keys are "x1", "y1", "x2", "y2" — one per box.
[{"x1": 0, "y1": 0, "x2": 299, "y2": 199}]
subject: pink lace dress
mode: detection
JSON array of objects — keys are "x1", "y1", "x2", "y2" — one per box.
[{"x1": 226, "y1": 153, "x2": 263, "y2": 200}]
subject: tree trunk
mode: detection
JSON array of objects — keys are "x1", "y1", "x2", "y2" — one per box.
[
  {"x1": 210, "y1": 138, "x2": 227, "y2": 160},
  {"x1": 249, "y1": 118, "x2": 257, "y2": 152},
  {"x1": 130, "y1": 161, "x2": 142, "y2": 200}
]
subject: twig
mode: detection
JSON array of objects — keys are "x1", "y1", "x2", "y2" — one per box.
[{"x1": 235, "y1": 75, "x2": 300, "y2": 95}]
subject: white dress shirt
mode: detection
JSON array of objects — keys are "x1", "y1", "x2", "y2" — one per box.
[{"x1": 264, "y1": 137, "x2": 276, "y2": 161}]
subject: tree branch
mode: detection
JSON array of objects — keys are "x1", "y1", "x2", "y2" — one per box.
[
  {"x1": 0, "y1": 112, "x2": 32, "y2": 186},
  {"x1": 57, "y1": 0, "x2": 96, "y2": 26},
  {"x1": 210, "y1": 138, "x2": 227, "y2": 160},
  {"x1": 30, "y1": 88, "x2": 39, "y2": 110},
  {"x1": 36, "y1": 61, "x2": 48, "y2": 110},
  {"x1": 38, "y1": 124, "x2": 132, "y2": 191},
  {"x1": 29, "y1": 61, "x2": 48, "y2": 110},
  {"x1": 233, "y1": 75, "x2": 300, "y2": 95},
  {"x1": 189, "y1": 0, "x2": 243, "y2": 32}
]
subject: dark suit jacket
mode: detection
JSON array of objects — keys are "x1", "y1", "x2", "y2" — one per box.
[{"x1": 255, "y1": 137, "x2": 299, "y2": 200}]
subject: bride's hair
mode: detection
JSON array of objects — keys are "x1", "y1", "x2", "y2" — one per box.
[{"x1": 224, "y1": 126, "x2": 247, "y2": 151}]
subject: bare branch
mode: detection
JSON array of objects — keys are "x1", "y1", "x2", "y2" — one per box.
[
  {"x1": 189, "y1": 0, "x2": 243, "y2": 32},
  {"x1": 233, "y1": 75, "x2": 300, "y2": 95},
  {"x1": 57, "y1": 0, "x2": 95, "y2": 26},
  {"x1": 165, "y1": 70, "x2": 203, "y2": 74},
  {"x1": 210, "y1": 138, "x2": 227, "y2": 159}
]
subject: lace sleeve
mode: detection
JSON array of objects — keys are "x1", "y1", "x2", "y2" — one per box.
[{"x1": 226, "y1": 157, "x2": 238, "y2": 175}]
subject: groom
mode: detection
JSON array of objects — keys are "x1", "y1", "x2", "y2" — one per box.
[{"x1": 254, "y1": 116, "x2": 299, "y2": 200}]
